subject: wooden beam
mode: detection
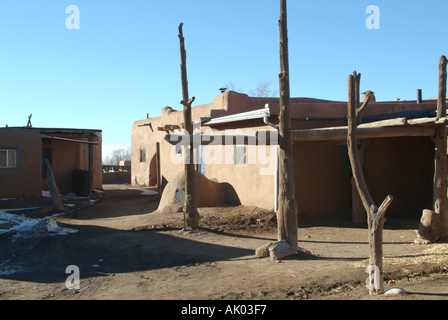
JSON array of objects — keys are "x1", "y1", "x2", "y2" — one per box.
[
  {"x1": 157, "y1": 124, "x2": 180, "y2": 131},
  {"x1": 165, "y1": 122, "x2": 438, "y2": 146},
  {"x1": 40, "y1": 135, "x2": 99, "y2": 145},
  {"x1": 293, "y1": 125, "x2": 436, "y2": 142}
]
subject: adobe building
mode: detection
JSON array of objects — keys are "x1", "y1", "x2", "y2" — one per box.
[
  {"x1": 132, "y1": 90, "x2": 440, "y2": 221},
  {"x1": 0, "y1": 127, "x2": 102, "y2": 199}
]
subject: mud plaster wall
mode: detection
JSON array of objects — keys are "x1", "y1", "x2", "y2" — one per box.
[
  {"x1": 131, "y1": 91, "x2": 288, "y2": 189},
  {"x1": 76, "y1": 135, "x2": 102, "y2": 190},
  {"x1": 131, "y1": 117, "x2": 162, "y2": 187},
  {"x1": 291, "y1": 117, "x2": 435, "y2": 219},
  {"x1": 132, "y1": 92, "x2": 438, "y2": 215},
  {"x1": 364, "y1": 136, "x2": 434, "y2": 218},
  {"x1": 293, "y1": 136, "x2": 434, "y2": 219},
  {"x1": 43, "y1": 139, "x2": 83, "y2": 195},
  {"x1": 0, "y1": 129, "x2": 42, "y2": 198},
  {"x1": 202, "y1": 121, "x2": 277, "y2": 210}
]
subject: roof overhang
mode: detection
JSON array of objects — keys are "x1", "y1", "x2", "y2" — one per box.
[{"x1": 204, "y1": 107, "x2": 271, "y2": 126}]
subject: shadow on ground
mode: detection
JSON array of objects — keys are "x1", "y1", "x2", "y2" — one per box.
[{"x1": 0, "y1": 224, "x2": 253, "y2": 285}]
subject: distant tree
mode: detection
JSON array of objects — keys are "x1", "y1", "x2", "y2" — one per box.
[
  {"x1": 224, "y1": 79, "x2": 278, "y2": 97},
  {"x1": 224, "y1": 81, "x2": 244, "y2": 93},
  {"x1": 103, "y1": 147, "x2": 131, "y2": 165}
]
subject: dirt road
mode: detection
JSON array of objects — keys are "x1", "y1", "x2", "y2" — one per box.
[{"x1": 0, "y1": 187, "x2": 447, "y2": 301}]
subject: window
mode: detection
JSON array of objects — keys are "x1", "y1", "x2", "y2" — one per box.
[
  {"x1": 0, "y1": 149, "x2": 17, "y2": 169},
  {"x1": 198, "y1": 145, "x2": 205, "y2": 175},
  {"x1": 175, "y1": 144, "x2": 182, "y2": 157},
  {"x1": 235, "y1": 145, "x2": 246, "y2": 165},
  {"x1": 140, "y1": 149, "x2": 146, "y2": 162}
]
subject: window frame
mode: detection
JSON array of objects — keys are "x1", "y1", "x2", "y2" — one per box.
[
  {"x1": 140, "y1": 149, "x2": 146, "y2": 163},
  {"x1": 0, "y1": 148, "x2": 18, "y2": 169},
  {"x1": 234, "y1": 145, "x2": 247, "y2": 166}
]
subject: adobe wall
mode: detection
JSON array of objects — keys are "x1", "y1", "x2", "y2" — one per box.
[
  {"x1": 132, "y1": 91, "x2": 439, "y2": 215},
  {"x1": 364, "y1": 136, "x2": 434, "y2": 218},
  {"x1": 0, "y1": 129, "x2": 42, "y2": 198},
  {"x1": 43, "y1": 139, "x2": 82, "y2": 195},
  {"x1": 76, "y1": 133, "x2": 102, "y2": 190},
  {"x1": 267, "y1": 100, "x2": 437, "y2": 119},
  {"x1": 201, "y1": 122, "x2": 277, "y2": 210},
  {"x1": 291, "y1": 119, "x2": 435, "y2": 219},
  {"x1": 131, "y1": 116, "x2": 163, "y2": 186},
  {"x1": 103, "y1": 171, "x2": 131, "y2": 184}
]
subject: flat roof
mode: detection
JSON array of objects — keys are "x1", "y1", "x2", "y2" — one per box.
[{"x1": 3, "y1": 127, "x2": 102, "y2": 134}]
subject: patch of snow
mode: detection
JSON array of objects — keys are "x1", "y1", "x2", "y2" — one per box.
[
  {"x1": 136, "y1": 189, "x2": 158, "y2": 196},
  {"x1": 0, "y1": 211, "x2": 77, "y2": 241},
  {"x1": 0, "y1": 267, "x2": 16, "y2": 276},
  {"x1": 62, "y1": 192, "x2": 90, "y2": 199},
  {"x1": 43, "y1": 190, "x2": 91, "y2": 200},
  {"x1": 0, "y1": 198, "x2": 15, "y2": 201},
  {"x1": 2, "y1": 207, "x2": 41, "y2": 212}
]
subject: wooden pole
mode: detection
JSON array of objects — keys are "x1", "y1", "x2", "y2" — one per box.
[
  {"x1": 178, "y1": 23, "x2": 199, "y2": 229},
  {"x1": 351, "y1": 71, "x2": 367, "y2": 223},
  {"x1": 269, "y1": 0, "x2": 298, "y2": 260},
  {"x1": 434, "y1": 55, "x2": 448, "y2": 237},
  {"x1": 45, "y1": 159, "x2": 63, "y2": 210},
  {"x1": 88, "y1": 134, "x2": 94, "y2": 197},
  {"x1": 156, "y1": 142, "x2": 161, "y2": 199},
  {"x1": 347, "y1": 73, "x2": 393, "y2": 295}
]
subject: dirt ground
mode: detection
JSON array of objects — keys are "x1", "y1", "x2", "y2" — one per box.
[{"x1": 1, "y1": 185, "x2": 447, "y2": 301}]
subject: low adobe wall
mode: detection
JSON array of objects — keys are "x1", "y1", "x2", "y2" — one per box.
[{"x1": 102, "y1": 171, "x2": 131, "y2": 184}]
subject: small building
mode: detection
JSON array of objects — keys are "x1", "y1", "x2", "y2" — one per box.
[
  {"x1": 0, "y1": 127, "x2": 102, "y2": 199},
  {"x1": 132, "y1": 90, "x2": 438, "y2": 220}
]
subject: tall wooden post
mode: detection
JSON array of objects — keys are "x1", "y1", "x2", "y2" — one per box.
[
  {"x1": 347, "y1": 73, "x2": 393, "y2": 295},
  {"x1": 351, "y1": 71, "x2": 371, "y2": 223},
  {"x1": 156, "y1": 142, "x2": 161, "y2": 198},
  {"x1": 434, "y1": 55, "x2": 448, "y2": 237},
  {"x1": 269, "y1": 0, "x2": 298, "y2": 260},
  {"x1": 178, "y1": 23, "x2": 199, "y2": 229}
]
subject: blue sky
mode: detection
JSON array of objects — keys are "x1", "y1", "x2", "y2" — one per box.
[{"x1": 1, "y1": 1, "x2": 447, "y2": 160}]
